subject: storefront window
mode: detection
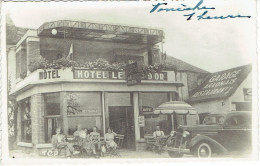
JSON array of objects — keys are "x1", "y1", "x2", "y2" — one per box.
[
  {"x1": 66, "y1": 92, "x2": 102, "y2": 135},
  {"x1": 44, "y1": 93, "x2": 61, "y2": 143},
  {"x1": 141, "y1": 93, "x2": 168, "y2": 109},
  {"x1": 21, "y1": 98, "x2": 32, "y2": 143},
  {"x1": 141, "y1": 93, "x2": 170, "y2": 135}
]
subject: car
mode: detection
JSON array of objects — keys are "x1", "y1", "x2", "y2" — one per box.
[{"x1": 166, "y1": 111, "x2": 252, "y2": 158}]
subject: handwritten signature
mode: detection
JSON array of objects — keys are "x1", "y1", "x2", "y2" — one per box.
[{"x1": 150, "y1": 0, "x2": 251, "y2": 21}]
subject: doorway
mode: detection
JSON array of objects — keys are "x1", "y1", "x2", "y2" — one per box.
[{"x1": 109, "y1": 106, "x2": 135, "y2": 149}]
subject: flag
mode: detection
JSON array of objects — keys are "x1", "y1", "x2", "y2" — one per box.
[{"x1": 66, "y1": 44, "x2": 73, "y2": 60}]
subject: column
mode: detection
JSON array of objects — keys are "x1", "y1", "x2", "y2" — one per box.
[
  {"x1": 133, "y1": 92, "x2": 140, "y2": 141},
  {"x1": 104, "y1": 92, "x2": 109, "y2": 129},
  {"x1": 138, "y1": 92, "x2": 144, "y2": 139},
  {"x1": 101, "y1": 92, "x2": 106, "y2": 136},
  {"x1": 60, "y1": 92, "x2": 68, "y2": 135},
  {"x1": 16, "y1": 105, "x2": 22, "y2": 143},
  {"x1": 31, "y1": 94, "x2": 45, "y2": 145}
]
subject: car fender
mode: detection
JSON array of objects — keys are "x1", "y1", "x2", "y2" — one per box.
[{"x1": 189, "y1": 135, "x2": 228, "y2": 154}]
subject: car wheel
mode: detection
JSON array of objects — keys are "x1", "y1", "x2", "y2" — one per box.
[
  {"x1": 168, "y1": 151, "x2": 184, "y2": 158},
  {"x1": 194, "y1": 143, "x2": 212, "y2": 158}
]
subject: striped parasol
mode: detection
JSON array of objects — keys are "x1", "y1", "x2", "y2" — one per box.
[{"x1": 154, "y1": 101, "x2": 196, "y2": 114}]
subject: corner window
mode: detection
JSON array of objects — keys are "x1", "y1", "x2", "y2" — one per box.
[{"x1": 44, "y1": 93, "x2": 62, "y2": 143}]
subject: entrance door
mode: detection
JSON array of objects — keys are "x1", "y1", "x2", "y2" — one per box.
[{"x1": 109, "y1": 106, "x2": 135, "y2": 149}]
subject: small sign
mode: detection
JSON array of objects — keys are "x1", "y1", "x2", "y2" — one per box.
[
  {"x1": 243, "y1": 88, "x2": 252, "y2": 101},
  {"x1": 125, "y1": 62, "x2": 142, "y2": 86},
  {"x1": 138, "y1": 116, "x2": 145, "y2": 127},
  {"x1": 142, "y1": 106, "x2": 153, "y2": 112},
  {"x1": 67, "y1": 109, "x2": 99, "y2": 115}
]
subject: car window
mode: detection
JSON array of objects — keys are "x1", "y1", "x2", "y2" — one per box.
[
  {"x1": 224, "y1": 115, "x2": 250, "y2": 128},
  {"x1": 203, "y1": 115, "x2": 225, "y2": 125}
]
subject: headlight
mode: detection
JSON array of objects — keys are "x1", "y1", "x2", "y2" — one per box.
[{"x1": 182, "y1": 131, "x2": 190, "y2": 138}]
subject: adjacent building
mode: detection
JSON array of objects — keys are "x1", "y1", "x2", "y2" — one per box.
[{"x1": 188, "y1": 64, "x2": 252, "y2": 118}]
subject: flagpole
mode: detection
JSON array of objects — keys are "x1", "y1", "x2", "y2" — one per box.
[{"x1": 63, "y1": 29, "x2": 66, "y2": 58}]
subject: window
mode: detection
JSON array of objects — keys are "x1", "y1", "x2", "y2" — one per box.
[
  {"x1": 141, "y1": 93, "x2": 168, "y2": 109},
  {"x1": 144, "y1": 114, "x2": 172, "y2": 135},
  {"x1": 20, "y1": 98, "x2": 32, "y2": 143},
  {"x1": 144, "y1": 114, "x2": 159, "y2": 135},
  {"x1": 45, "y1": 93, "x2": 60, "y2": 115},
  {"x1": 66, "y1": 92, "x2": 102, "y2": 135},
  {"x1": 141, "y1": 93, "x2": 169, "y2": 135},
  {"x1": 224, "y1": 115, "x2": 250, "y2": 128},
  {"x1": 44, "y1": 93, "x2": 61, "y2": 143}
]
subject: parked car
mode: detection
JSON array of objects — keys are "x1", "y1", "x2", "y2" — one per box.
[{"x1": 166, "y1": 111, "x2": 252, "y2": 158}]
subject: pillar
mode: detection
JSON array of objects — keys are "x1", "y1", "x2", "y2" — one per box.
[
  {"x1": 104, "y1": 92, "x2": 109, "y2": 129},
  {"x1": 31, "y1": 94, "x2": 45, "y2": 145},
  {"x1": 133, "y1": 92, "x2": 140, "y2": 141},
  {"x1": 60, "y1": 92, "x2": 68, "y2": 135},
  {"x1": 16, "y1": 105, "x2": 22, "y2": 143},
  {"x1": 101, "y1": 92, "x2": 106, "y2": 136}
]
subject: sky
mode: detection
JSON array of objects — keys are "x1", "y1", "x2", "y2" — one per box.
[{"x1": 2, "y1": 0, "x2": 257, "y2": 72}]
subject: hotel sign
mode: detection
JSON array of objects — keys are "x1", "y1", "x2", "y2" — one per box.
[
  {"x1": 39, "y1": 70, "x2": 60, "y2": 80},
  {"x1": 74, "y1": 70, "x2": 125, "y2": 79},
  {"x1": 37, "y1": 69, "x2": 168, "y2": 81},
  {"x1": 74, "y1": 69, "x2": 167, "y2": 81}
]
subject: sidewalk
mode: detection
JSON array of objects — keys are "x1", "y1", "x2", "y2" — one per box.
[{"x1": 10, "y1": 149, "x2": 171, "y2": 159}]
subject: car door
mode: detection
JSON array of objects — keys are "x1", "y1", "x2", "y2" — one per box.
[{"x1": 218, "y1": 114, "x2": 251, "y2": 152}]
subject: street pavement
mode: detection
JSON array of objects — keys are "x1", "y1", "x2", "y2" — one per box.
[{"x1": 10, "y1": 149, "x2": 194, "y2": 159}]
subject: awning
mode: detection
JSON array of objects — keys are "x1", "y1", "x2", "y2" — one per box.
[
  {"x1": 154, "y1": 101, "x2": 196, "y2": 115},
  {"x1": 37, "y1": 20, "x2": 164, "y2": 45}
]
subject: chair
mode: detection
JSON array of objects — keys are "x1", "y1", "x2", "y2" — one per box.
[
  {"x1": 72, "y1": 136, "x2": 86, "y2": 157},
  {"x1": 115, "y1": 134, "x2": 125, "y2": 149},
  {"x1": 145, "y1": 135, "x2": 156, "y2": 151}
]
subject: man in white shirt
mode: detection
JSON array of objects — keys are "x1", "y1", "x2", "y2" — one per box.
[
  {"x1": 153, "y1": 125, "x2": 165, "y2": 138},
  {"x1": 152, "y1": 125, "x2": 165, "y2": 154}
]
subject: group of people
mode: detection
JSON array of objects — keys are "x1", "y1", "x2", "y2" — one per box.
[
  {"x1": 51, "y1": 124, "x2": 118, "y2": 158},
  {"x1": 52, "y1": 124, "x2": 176, "y2": 157}
]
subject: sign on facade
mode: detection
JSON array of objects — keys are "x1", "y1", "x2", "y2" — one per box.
[
  {"x1": 125, "y1": 62, "x2": 142, "y2": 86},
  {"x1": 243, "y1": 88, "x2": 252, "y2": 101},
  {"x1": 74, "y1": 70, "x2": 125, "y2": 79},
  {"x1": 38, "y1": 69, "x2": 168, "y2": 82},
  {"x1": 189, "y1": 65, "x2": 252, "y2": 102},
  {"x1": 39, "y1": 70, "x2": 60, "y2": 80},
  {"x1": 138, "y1": 116, "x2": 145, "y2": 127}
]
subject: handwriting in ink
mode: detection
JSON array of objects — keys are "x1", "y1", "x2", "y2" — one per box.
[{"x1": 150, "y1": 0, "x2": 251, "y2": 21}]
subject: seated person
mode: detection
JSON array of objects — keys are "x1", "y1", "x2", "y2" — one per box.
[
  {"x1": 166, "y1": 131, "x2": 176, "y2": 147},
  {"x1": 73, "y1": 124, "x2": 87, "y2": 145},
  {"x1": 153, "y1": 125, "x2": 165, "y2": 138},
  {"x1": 104, "y1": 128, "x2": 117, "y2": 150},
  {"x1": 90, "y1": 126, "x2": 100, "y2": 157},
  {"x1": 73, "y1": 125, "x2": 95, "y2": 154},
  {"x1": 152, "y1": 125, "x2": 165, "y2": 153},
  {"x1": 52, "y1": 127, "x2": 75, "y2": 157}
]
